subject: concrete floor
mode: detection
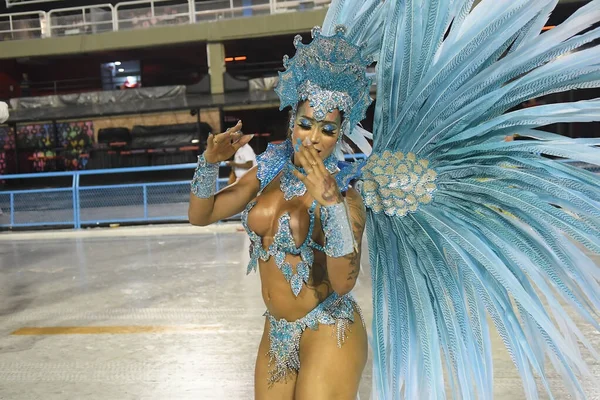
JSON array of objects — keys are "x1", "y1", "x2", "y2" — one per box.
[{"x1": 0, "y1": 224, "x2": 599, "y2": 400}]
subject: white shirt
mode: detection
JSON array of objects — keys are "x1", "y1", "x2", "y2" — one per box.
[
  {"x1": 0, "y1": 102, "x2": 9, "y2": 124},
  {"x1": 233, "y1": 143, "x2": 257, "y2": 179}
]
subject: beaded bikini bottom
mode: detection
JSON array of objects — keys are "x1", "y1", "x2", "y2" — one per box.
[{"x1": 264, "y1": 292, "x2": 364, "y2": 385}]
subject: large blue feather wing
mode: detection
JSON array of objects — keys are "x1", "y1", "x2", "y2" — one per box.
[{"x1": 357, "y1": 0, "x2": 600, "y2": 398}]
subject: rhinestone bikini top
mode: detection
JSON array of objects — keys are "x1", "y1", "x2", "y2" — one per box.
[{"x1": 242, "y1": 140, "x2": 364, "y2": 296}]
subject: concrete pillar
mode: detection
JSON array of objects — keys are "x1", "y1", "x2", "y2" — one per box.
[{"x1": 207, "y1": 42, "x2": 225, "y2": 94}]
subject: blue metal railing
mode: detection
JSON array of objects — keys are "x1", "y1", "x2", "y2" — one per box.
[
  {"x1": 0, "y1": 163, "x2": 229, "y2": 229},
  {"x1": 6, "y1": 153, "x2": 590, "y2": 231},
  {"x1": 0, "y1": 153, "x2": 368, "y2": 229}
]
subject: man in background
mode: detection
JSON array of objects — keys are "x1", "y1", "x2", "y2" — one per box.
[
  {"x1": 228, "y1": 142, "x2": 257, "y2": 184},
  {"x1": 0, "y1": 101, "x2": 8, "y2": 123}
]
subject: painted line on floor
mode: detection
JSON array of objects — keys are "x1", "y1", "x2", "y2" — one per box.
[
  {"x1": 0, "y1": 222, "x2": 244, "y2": 241},
  {"x1": 11, "y1": 325, "x2": 224, "y2": 335}
]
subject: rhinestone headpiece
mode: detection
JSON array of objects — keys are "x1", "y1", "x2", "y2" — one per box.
[{"x1": 275, "y1": 26, "x2": 373, "y2": 137}]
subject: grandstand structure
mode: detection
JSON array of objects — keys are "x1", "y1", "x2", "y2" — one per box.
[
  {"x1": 0, "y1": 0, "x2": 595, "y2": 229},
  {"x1": 0, "y1": 0, "x2": 333, "y2": 176},
  {"x1": 0, "y1": 0, "x2": 591, "y2": 173}
]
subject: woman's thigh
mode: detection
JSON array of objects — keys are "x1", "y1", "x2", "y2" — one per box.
[
  {"x1": 254, "y1": 318, "x2": 297, "y2": 400},
  {"x1": 294, "y1": 312, "x2": 368, "y2": 400}
]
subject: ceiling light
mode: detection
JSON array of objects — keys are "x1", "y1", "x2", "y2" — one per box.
[
  {"x1": 118, "y1": 68, "x2": 125, "y2": 72},
  {"x1": 114, "y1": 61, "x2": 121, "y2": 66},
  {"x1": 191, "y1": 139, "x2": 200, "y2": 144}
]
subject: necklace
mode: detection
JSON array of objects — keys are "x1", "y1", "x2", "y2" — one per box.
[{"x1": 279, "y1": 152, "x2": 339, "y2": 201}]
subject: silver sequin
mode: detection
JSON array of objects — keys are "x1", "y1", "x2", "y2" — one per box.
[
  {"x1": 362, "y1": 151, "x2": 438, "y2": 217},
  {"x1": 321, "y1": 202, "x2": 355, "y2": 257},
  {"x1": 190, "y1": 154, "x2": 219, "y2": 199},
  {"x1": 264, "y1": 293, "x2": 364, "y2": 385},
  {"x1": 275, "y1": 26, "x2": 373, "y2": 141},
  {"x1": 247, "y1": 141, "x2": 364, "y2": 295}
]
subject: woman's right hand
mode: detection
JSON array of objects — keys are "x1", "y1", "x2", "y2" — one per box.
[{"x1": 204, "y1": 121, "x2": 253, "y2": 164}]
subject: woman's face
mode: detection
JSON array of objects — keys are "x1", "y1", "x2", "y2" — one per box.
[{"x1": 291, "y1": 101, "x2": 342, "y2": 164}]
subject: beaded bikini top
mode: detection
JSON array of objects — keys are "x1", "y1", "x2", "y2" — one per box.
[{"x1": 241, "y1": 140, "x2": 364, "y2": 296}]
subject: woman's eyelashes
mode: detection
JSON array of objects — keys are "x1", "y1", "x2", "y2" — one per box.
[
  {"x1": 298, "y1": 118, "x2": 338, "y2": 135},
  {"x1": 298, "y1": 118, "x2": 312, "y2": 130},
  {"x1": 322, "y1": 124, "x2": 337, "y2": 135}
]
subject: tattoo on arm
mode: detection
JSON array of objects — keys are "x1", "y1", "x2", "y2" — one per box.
[
  {"x1": 345, "y1": 252, "x2": 360, "y2": 281},
  {"x1": 344, "y1": 188, "x2": 367, "y2": 281}
]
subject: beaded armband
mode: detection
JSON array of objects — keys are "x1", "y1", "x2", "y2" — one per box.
[
  {"x1": 321, "y1": 202, "x2": 355, "y2": 258},
  {"x1": 191, "y1": 154, "x2": 219, "y2": 199}
]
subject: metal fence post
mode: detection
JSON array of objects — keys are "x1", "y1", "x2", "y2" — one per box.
[
  {"x1": 73, "y1": 172, "x2": 81, "y2": 229},
  {"x1": 112, "y1": 6, "x2": 118, "y2": 31},
  {"x1": 9, "y1": 192, "x2": 14, "y2": 227},
  {"x1": 143, "y1": 185, "x2": 148, "y2": 219},
  {"x1": 188, "y1": 0, "x2": 195, "y2": 23}
]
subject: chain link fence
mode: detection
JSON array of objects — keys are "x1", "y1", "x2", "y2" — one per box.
[{"x1": 0, "y1": 164, "x2": 229, "y2": 229}]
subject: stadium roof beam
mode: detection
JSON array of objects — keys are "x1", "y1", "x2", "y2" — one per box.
[{"x1": 0, "y1": 9, "x2": 327, "y2": 59}]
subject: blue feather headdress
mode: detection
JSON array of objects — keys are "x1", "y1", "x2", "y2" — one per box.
[{"x1": 275, "y1": 26, "x2": 374, "y2": 157}]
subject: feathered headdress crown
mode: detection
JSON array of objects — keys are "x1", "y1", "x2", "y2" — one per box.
[{"x1": 275, "y1": 26, "x2": 373, "y2": 139}]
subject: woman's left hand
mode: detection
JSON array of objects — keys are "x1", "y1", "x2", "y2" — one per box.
[{"x1": 292, "y1": 139, "x2": 343, "y2": 206}]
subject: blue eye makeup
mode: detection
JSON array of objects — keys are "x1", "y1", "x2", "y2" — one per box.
[
  {"x1": 296, "y1": 116, "x2": 337, "y2": 134},
  {"x1": 322, "y1": 124, "x2": 337, "y2": 134},
  {"x1": 298, "y1": 118, "x2": 312, "y2": 128}
]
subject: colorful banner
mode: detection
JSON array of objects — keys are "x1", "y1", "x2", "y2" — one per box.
[
  {"x1": 0, "y1": 125, "x2": 15, "y2": 175},
  {"x1": 11, "y1": 121, "x2": 94, "y2": 172},
  {"x1": 56, "y1": 121, "x2": 93, "y2": 170},
  {"x1": 16, "y1": 123, "x2": 55, "y2": 150}
]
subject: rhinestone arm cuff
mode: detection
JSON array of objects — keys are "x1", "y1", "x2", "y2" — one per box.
[
  {"x1": 191, "y1": 154, "x2": 219, "y2": 199},
  {"x1": 321, "y1": 202, "x2": 355, "y2": 258}
]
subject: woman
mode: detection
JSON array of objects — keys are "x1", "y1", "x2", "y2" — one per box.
[
  {"x1": 190, "y1": 0, "x2": 600, "y2": 397},
  {"x1": 188, "y1": 102, "x2": 368, "y2": 399}
]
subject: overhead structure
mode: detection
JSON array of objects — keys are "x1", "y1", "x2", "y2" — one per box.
[{"x1": 6, "y1": 0, "x2": 63, "y2": 8}]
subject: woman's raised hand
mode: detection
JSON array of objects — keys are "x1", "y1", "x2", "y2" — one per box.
[
  {"x1": 204, "y1": 121, "x2": 254, "y2": 164},
  {"x1": 292, "y1": 138, "x2": 343, "y2": 207}
]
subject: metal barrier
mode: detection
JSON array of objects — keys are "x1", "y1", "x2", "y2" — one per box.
[
  {"x1": 0, "y1": 0, "x2": 332, "y2": 41},
  {"x1": 0, "y1": 153, "x2": 366, "y2": 230},
  {"x1": 0, "y1": 11, "x2": 45, "y2": 41},
  {"x1": 48, "y1": 4, "x2": 115, "y2": 37},
  {"x1": 1, "y1": 155, "x2": 596, "y2": 230},
  {"x1": 272, "y1": 0, "x2": 330, "y2": 13},
  {"x1": 5, "y1": 0, "x2": 62, "y2": 7},
  {"x1": 194, "y1": 0, "x2": 271, "y2": 22},
  {"x1": 0, "y1": 163, "x2": 228, "y2": 229},
  {"x1": 116, "y1": 0, "x2": 191, "y2": 31}
]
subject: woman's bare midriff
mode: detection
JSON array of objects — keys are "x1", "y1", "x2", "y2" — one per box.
[
  {"x1": 246, "y1": 176, "x2": 334, "y2": 321},
  {"x1": 258, "y1": 250, "x2": 332, "y2": 320}
]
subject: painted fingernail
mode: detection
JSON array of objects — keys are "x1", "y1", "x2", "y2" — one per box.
[
  {"x1": 296, "y1": 138, "x2": 302, "y2": 146},
  {"x1": 238, "y1": 120, "x2": 242, "y2": 124},
  {"x1": 295, "y1": 144, "x2": 300, "y2": 152}
]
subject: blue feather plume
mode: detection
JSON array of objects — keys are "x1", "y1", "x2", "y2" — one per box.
[{"x1": 319, "y1": 0, "x2": 600, "y2": 398}]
